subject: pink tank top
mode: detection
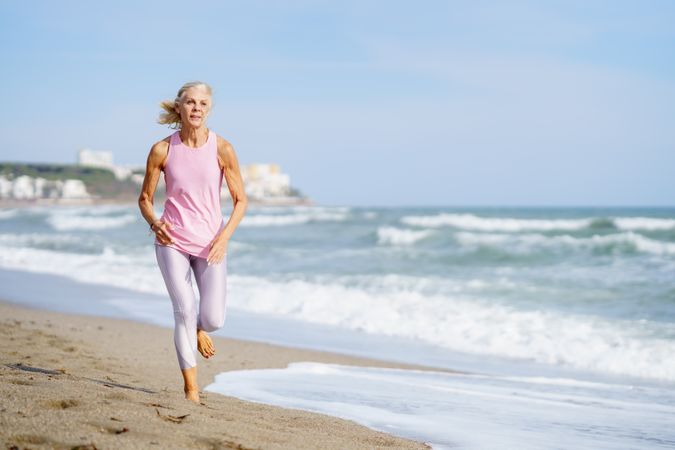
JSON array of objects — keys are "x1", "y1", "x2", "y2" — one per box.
[{"x1": 155, "y1": 129, "x2": 224, "y2": 258}]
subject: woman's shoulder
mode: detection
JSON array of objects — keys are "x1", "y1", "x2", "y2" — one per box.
[
  {"x1": 214, "y1": 133, "x2": 234, "y2": 152},
  {"x1": 148, "y1": 134, "x2": 174, "y2": 163},
  {"x1": 151, "y1": 132, "x2": 176, "y2": 150},
  {"x1": 214, "y1": 133, "x2": 237, "y2": 169}
]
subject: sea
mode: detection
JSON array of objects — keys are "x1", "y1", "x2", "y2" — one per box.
[{"x1": 1, "y1": 203, "x2": 674, "y2": 449}]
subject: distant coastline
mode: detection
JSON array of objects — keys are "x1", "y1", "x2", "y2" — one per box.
[{"x1": 0, "y1": 161, "x2": 313, "y2": 208}]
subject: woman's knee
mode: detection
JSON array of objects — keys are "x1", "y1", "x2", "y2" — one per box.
[{"x1": 199, "y1": 313, "x2": 225, "y2": 332}]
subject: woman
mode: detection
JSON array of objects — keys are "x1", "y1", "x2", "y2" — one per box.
[{"x1": 138, "y1": 81, "x2": 248, "y2": 403}]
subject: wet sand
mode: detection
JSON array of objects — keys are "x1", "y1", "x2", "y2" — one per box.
[{"x1": 0, "y1": 300, "x2": 437, "y2": 449}]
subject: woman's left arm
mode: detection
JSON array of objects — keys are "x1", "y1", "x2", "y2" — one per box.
[{"x1": 208, "y1": 136, "x2": 248, "y2": 265}]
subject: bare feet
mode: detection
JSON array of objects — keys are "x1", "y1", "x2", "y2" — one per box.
[
  {"x1": 197, "y1": 329, "x2": 215, "y2": 359},
  {"x1": 184, "y1": 387, "x2": 200, "y2": 403}
]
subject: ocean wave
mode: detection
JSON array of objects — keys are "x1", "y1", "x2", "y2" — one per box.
[
  {"x1": 241, "y1": 211, "x2": 349, "y2": 227},
  {"x1": 0, "y1": 242, "x2": 170, "y2": 299},
  {"x1": 228, "y1": 275, "x2": 675, "y2": 381},
  {"x1": 247, "y1": 205, "x2": 350, "y2": 214},
  {"x1": 401, "y1": 213, "x2": 592, "y2": 231},
  {"x1": 613, "y1": 217, "x2": 675, "y2": 231},
  {"x1": 47, "y1": 213, "x2": 138, "y2": 231},
  {"x1": 0, "y1": 232, "x2": 103, "y2": 253},
  {"x1": 400, "y1": 213, "x2": 675, "y2": 233},
  {"x1": 0, "y1": 238, "x2": 246, "y2": 297},
  {"x1": 0, "y1": 209, "x2": 19, "y2": 220},
  {"x1": 376, "y1": 226, "x2": 433, "y2": 245},
  {"x1": 454, "y1": 231, "x2": 675, "y2": 256}
]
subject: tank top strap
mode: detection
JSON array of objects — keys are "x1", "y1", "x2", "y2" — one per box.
[
  {"x1": 169, "y1": 131, "x2": 179, "y2": 157},
  {"x1": 170, "y1": 131, "x2": 180, "y2": 146},
  {"x1": 207, "y1": 130, "x2": 216, "y2": 151}
]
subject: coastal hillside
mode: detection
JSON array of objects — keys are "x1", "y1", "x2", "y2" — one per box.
[
  {"x1": 0, "y1": 162, "x2": 144, "y2": 201},
  {"x1": 0, "y1": 162, "x2": 311, "y2": 205}
]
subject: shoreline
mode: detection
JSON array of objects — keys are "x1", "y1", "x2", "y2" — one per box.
[{"x1": 0, "y1": 299, "x2": 440, "y2": 449}]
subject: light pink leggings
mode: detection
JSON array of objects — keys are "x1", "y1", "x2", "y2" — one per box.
[{"x1": 154, "y1": 244, "x2": 227, "y2": 369}]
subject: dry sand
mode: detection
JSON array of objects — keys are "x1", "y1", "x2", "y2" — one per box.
[{"x1": 0, "y1": 300, "x2": 445, "y2": 449}]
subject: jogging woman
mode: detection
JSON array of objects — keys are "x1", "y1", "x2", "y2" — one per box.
[{"x1": 138, "y1": 81, "x2": 248, "y2": 403}]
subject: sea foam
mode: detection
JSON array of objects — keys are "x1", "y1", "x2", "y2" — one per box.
[
  {"x1": 206, "y1": 362, "x2": 675, "y2": 450},
  {"x1": 241, "y1": 210, "x2": 349, "y2": 226},
  {"x1": 401, "y1": 213, "x2": 591, "y2": 231},
  {"x1": 47, "y1": 212, "x2": 138, "y2": 231},
  {"x1": 454, "y1": 231, "x2": 675, "y2": 255},
  {"x1": 613, "y1": 217, "x2": 675, "y2": 230},
  {"x1": 401, "y1": 213, "x2": 675, "y2": 232},
  {"x1": 377, "y1": 226, "x2": 434, "y2": 245}
]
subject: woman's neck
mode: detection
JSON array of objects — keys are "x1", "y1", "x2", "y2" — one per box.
[{"x1": 179, "y1": 125, "x2": 209, "y2": 148}]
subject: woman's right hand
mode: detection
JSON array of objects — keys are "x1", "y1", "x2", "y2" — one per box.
[{"x1": 153, "y1": 220, "x2": 175, "y2": 245}]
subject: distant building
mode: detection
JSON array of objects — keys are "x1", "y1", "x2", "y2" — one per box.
[
  {"x1": 78, "y1": 148, "x2": 114, "y2": 167},
  {"x1": 240, "y1": 163, "x2": 291, "y2": 199},
  {"x1": 11, "y1": 175, "x2": 36, "y2": 199},
  {"x1": 77, "y1": 148, "x2": 139, "y2": 181},
  {"x1": 0, "y1": 176, "x2": 11, "y2": 198},
  {"x1": 61, "y1": 179, "x2": 90, "y2": 198},
  {"x1": 0, "y1": 174, "x2": 91, "y2": 200}
]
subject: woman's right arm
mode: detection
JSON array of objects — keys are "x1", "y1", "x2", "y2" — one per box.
[{"x1": 138, "y1": 141, "x2": 174, "y2": 245}]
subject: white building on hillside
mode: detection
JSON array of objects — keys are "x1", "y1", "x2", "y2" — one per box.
[
  {"x1": 239, "y1": 163, "x2": 291, "y2": 199},
  {"x1": 78, "y1": 148, "x2": 113, "y2": 167},
  {"x1": 61, "y1": 179, "x2": 90, "y2": 198},
  {"x1": 0, "y1": 174, "x2": 91, "y2": 200},
  {"x1": 78, "y1": 148, "x2": 137, "y2": 180}
]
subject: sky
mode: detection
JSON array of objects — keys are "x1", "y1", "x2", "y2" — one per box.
[{"x1": 1, "y1": 1, "x2": 674, "y2": 207}]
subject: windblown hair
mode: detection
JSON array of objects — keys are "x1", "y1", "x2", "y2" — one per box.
[{"x1": 158, "y1": 81, "x2": 213, "y2": 129}]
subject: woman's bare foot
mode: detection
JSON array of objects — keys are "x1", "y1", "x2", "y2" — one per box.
[
  {"x1": 181, "y1": 367, "x2": 200, "y2": 403},
  {"x1": 184, "y1": 387, "x2": 200, "y2": 403},
  {"x1": 197, "y1": 329, "x2": 215, "y2": 359}
]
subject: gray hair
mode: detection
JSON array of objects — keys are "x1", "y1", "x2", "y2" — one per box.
[{"x1": 158, "y1": 81, "x2": 213, "y2": 129}]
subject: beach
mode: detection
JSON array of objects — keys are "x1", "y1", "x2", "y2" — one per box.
[{"x1": 0, "y1": 300, "x2": 434, "y2": 449}]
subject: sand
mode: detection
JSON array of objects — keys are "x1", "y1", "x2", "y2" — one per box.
[{"x1": 0, "y1": 300, "x2": 439, "y2": 449}]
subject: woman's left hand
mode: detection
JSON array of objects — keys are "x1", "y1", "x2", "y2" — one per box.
[{"x1": 207, "y1": 236, "x2": 228, "y2": 266}]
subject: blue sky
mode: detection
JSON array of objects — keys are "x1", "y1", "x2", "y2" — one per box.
[{"x1": 1, "y1": 1, "x2": 674, "y2": 206}]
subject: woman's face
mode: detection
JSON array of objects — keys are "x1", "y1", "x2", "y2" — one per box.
[{"x1": 176, "y1": 86, "x2": 212, "y2": 128}]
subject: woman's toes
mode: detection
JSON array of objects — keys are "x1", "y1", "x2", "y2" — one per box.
[{"x1": 197, "y1": 330, "x2": 216, "y2": 359}]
